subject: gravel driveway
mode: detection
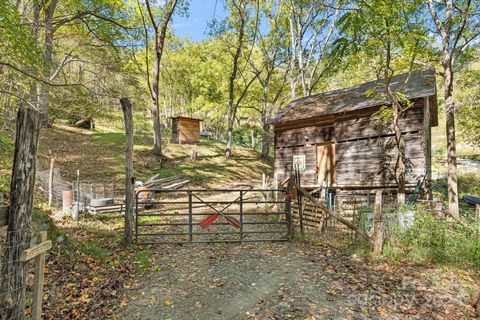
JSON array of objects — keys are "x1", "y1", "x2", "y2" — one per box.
[{"x1": 120, "y1": 241, "x2": 478, "y2": 320}]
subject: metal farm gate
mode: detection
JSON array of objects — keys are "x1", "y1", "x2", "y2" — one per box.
[{"x1": 135, "y1": 189, "x2": 292, "y2": 244}]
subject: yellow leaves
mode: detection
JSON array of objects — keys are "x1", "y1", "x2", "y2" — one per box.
[
  {"x1": 79, "y1": 294, "x2": 91, "y2": 303},
  {"x1": 163, "y1": 299, "x2": 173, "y2": 306},
  {"x1": 458, "y1": 273, "x2": 473, "y2": 282}
]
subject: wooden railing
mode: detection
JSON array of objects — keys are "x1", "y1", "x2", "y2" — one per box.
[{"x1": 1, "y1": 206, "x2": 52, "y2": 320}]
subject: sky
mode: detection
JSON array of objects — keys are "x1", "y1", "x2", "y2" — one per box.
[{"x1": 171, "y1": 0, "x2": 227, "y2": 42}]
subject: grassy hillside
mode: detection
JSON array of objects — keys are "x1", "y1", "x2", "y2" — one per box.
[{"x1": 34, "y1": 121, "x2": 272, "y2": 188}]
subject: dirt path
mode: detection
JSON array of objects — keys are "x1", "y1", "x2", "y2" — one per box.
[{"x1": 120, "y1": 242, "x2": 478, "y2": 320}]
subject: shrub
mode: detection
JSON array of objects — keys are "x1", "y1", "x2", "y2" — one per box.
[
  {"x1": 353, "y1": 204, "x2": 480, "y2": 269},
  {"x1": 385, "y1": 208, "x2": 480, "y2": 269}
]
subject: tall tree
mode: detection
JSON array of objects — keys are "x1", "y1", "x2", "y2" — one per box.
[
  {"x1": 426, "y1": 0, "x2": 480, "y2": 217},
  {"x1": 250, "y1": 0, "x2": 289, "y2": 158},
  {"x1": 138, "y1": 0, "x2": 180, "y2": 157},
  {"x1": 339, "y1": 0, "x2": 426, "y2": 205},
  {"x1": 31, "y1": 0, "x2": 131, "y2": 127},
  {"x1": 224, "y1": 0, "x2": 259, "y2": 159},
  {"x1": 285, "y1": 0, "x2": 340, "y2": 99}
]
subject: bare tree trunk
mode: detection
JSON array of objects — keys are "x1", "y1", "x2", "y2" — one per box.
[
  {"x1": 39, "y1": 0, "x2": 58, "y2": 128},
  {"x1": 373, "y1": 190, "x2": 383, "y2": 256},
  {"x1": 48, "y1": 154, "x2": 55, "y2": 207},
  {"x1": 120, "y1": 98, "x2": 134, "y2": 247},
  {"x1": 4, "y1": 81, "x2": 13, "y2": 121},
  {"x1": 392, "y1": 103, "x2": 406, "y2": 206},
  {"x1": 384, "y1": 37, "x2": 406, "y2": 206},
  {"x1": 250, "y1": 129, "x2": 256, "y2": 150},
  {"x1": 261, "y1": 123, "x2": 270, "y2": 158},
  {"x1": 444, "y1": 62, "x2": 459, "y2": 217},
  {"x1": 1, "y1": 107, "x2": 40, "y2": 320},
  {"x1": 151, "y1": 97, "x2": 162, "y2": 156},
  {"x1": 151, "y1": 34, "x2": 163, "y2": 156},
  {"x1": 143, "y1": 0, "x2": 178, "y2": 157},
  {"x1": 288, "y1": 16, "x2": 297, "y2": 100},
  {"x1": 427, "y1": 0, "x2": 461, "y2": 217},
  {"x1": 225, "y1": 1, "x2": 247, "y2": 159}
]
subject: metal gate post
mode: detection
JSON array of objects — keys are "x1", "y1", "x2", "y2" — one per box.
[
  {"x1": 286, "y1": 194, "x2": 292, "y2": 238},
  {"x1": 239, "y1": 190, "x2": 244, "y2": 242},
  {"x1": 135, "y1": 193, "x2": 139, "y2": 243},
  {"x1": 188, "y1": 191, "x2": 193, "y2": 242}
]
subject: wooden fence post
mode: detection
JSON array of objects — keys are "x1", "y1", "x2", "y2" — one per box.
[
  {"x1": 120, "y1": 98, "x2": 134, "y2": 247},
  {"x1": 3, "y1": 107, "x2": 40, "y2": 320},
  {"x1": 373, "y1": 190, "x2": 383, "y2": 256},
  {"x1": 48, "y1": 154, "x2": 55, "y2": 207},
  {"x1": 476, "y1": 204, "x2": 480, "y2": 220},
  {"x1": 17, "y1": 231, "x2": 52, "y2": 320},
  {"x1": 31, "y1": 231, "x2": 47, "y2": 320}
]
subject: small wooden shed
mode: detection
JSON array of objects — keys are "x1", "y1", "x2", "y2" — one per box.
[
  {"x1": 171, "y1": 116, "x2": 202, "y2": 144},
  {"x1": 271, "y1": 68, "x2": 438, "y2": 193}
]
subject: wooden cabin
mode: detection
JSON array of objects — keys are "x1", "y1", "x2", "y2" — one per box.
[
  {"x1": 171, "y1": 116, "x2": 202, "y2": 144},
  {"x1": 271, "y1": 69, "x2": 438, "y2": 194}
]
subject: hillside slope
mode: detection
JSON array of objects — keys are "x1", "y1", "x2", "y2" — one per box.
[{"x1": 34, "y1": 124, "x2": 272, "y2": 189}]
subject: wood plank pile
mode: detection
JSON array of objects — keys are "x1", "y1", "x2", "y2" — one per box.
[
  {"x1": 85, "y1": 175, "x2": 190, "y2": 214},
  {"x1": 291, "y1": 202, "x2": 329, "y2": 231},
  {"x1": 143, "y1": 174, "x2": 190, "y2": 190}
]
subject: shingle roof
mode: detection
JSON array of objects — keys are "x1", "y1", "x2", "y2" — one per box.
[{"x1": 271, "y1": 68, "x2": 436, "y2": 125}]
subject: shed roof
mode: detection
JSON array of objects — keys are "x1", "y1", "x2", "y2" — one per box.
[
  {"x1": 171, "y1": 116, "x2": 203, "y2": 122},
  {"x1": 271, "y1": 68, "x2": 436, "y2": 125}
]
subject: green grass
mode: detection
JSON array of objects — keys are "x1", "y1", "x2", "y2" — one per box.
[
  {"x1": 85, "y1": 115, "x2": 273, "y2": 187},
  {"x1": 132, "y1": 248, "x2": 155, "y2": 273},
  {"x1": 76, "y1": 239, "x2": 110, "y2": 260},
  {"x1": 0, "y1": 131, "x2": 14, "y2": 195},
  {"x1": 383, "y1": 208, "x2": 480, "y2": 269}
]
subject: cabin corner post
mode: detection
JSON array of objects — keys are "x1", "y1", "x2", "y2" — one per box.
[{"x1": 423, "y1": 97, "x2": 432, "y2": 200}]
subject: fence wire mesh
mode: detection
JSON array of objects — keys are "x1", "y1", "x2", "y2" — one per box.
[
  {"x1": 0, "y1": 227, "x2": 38, "y2": 320},
  {"x1": 35, "y1": 160, "x2": 72, "y2": 208},
  {"x1": 290, "y1": 190, "x2": 441, "y2": 244},
  {"x1": 34, "y1": 158, "x2": 122, "y2": 216}
]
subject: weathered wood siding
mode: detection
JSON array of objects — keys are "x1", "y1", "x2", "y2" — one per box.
[
  {"x1": 274, "y1": 145, "x2": 317, "y2": 185},
  {"x1": 335, "y1": 133, "x2": 425, "y2": 187},
  {"x1": 335, "y1": 103, "x2": 424, "y2": 141},
  {"x1": 274, "y1": 98, "x2": 431, "y2": 188},
  {"x1": 275, "y1": 126, "x2": 334, "y2": 148},
  {"x1": 172, "y1": 118, "x2": 200, "y2": 144}
]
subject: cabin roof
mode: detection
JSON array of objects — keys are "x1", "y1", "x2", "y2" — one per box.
[
  {"x1": 171, "y1": 116, "x2": 203, "y2": 122},
  {"x1": 271, "y1": 68, "x2": 437, "y2": 125}
]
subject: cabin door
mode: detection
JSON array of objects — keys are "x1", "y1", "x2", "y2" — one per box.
[{"x1": 317, "y1": 142, "x2": 335, "y2": 186}]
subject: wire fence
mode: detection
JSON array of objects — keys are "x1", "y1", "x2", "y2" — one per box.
[
  {"x1": 290, "y1": 190, "x2": 442, "y2": 244},
  {"x1": 35, "y1": 160, "x2": 73, "y2": 208},
  {"x1": 0, "y1": 228, "x2": 36, "y2": 320},
  {"x1": 34, "y1": 158, "x2": 123, "y2": 216}
]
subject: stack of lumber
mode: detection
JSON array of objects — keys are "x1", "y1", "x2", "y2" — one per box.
[
  {"x1": 144, "y1": 174, "x2": 190, "y2": 190},
  {"x1": 291, "y1": 202, "x2": 329, "y2": 230}
]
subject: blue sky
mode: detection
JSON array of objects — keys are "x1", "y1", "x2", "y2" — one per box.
[{"x1": 171, "y1": 0, "x2": 227, "y2": 42}]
